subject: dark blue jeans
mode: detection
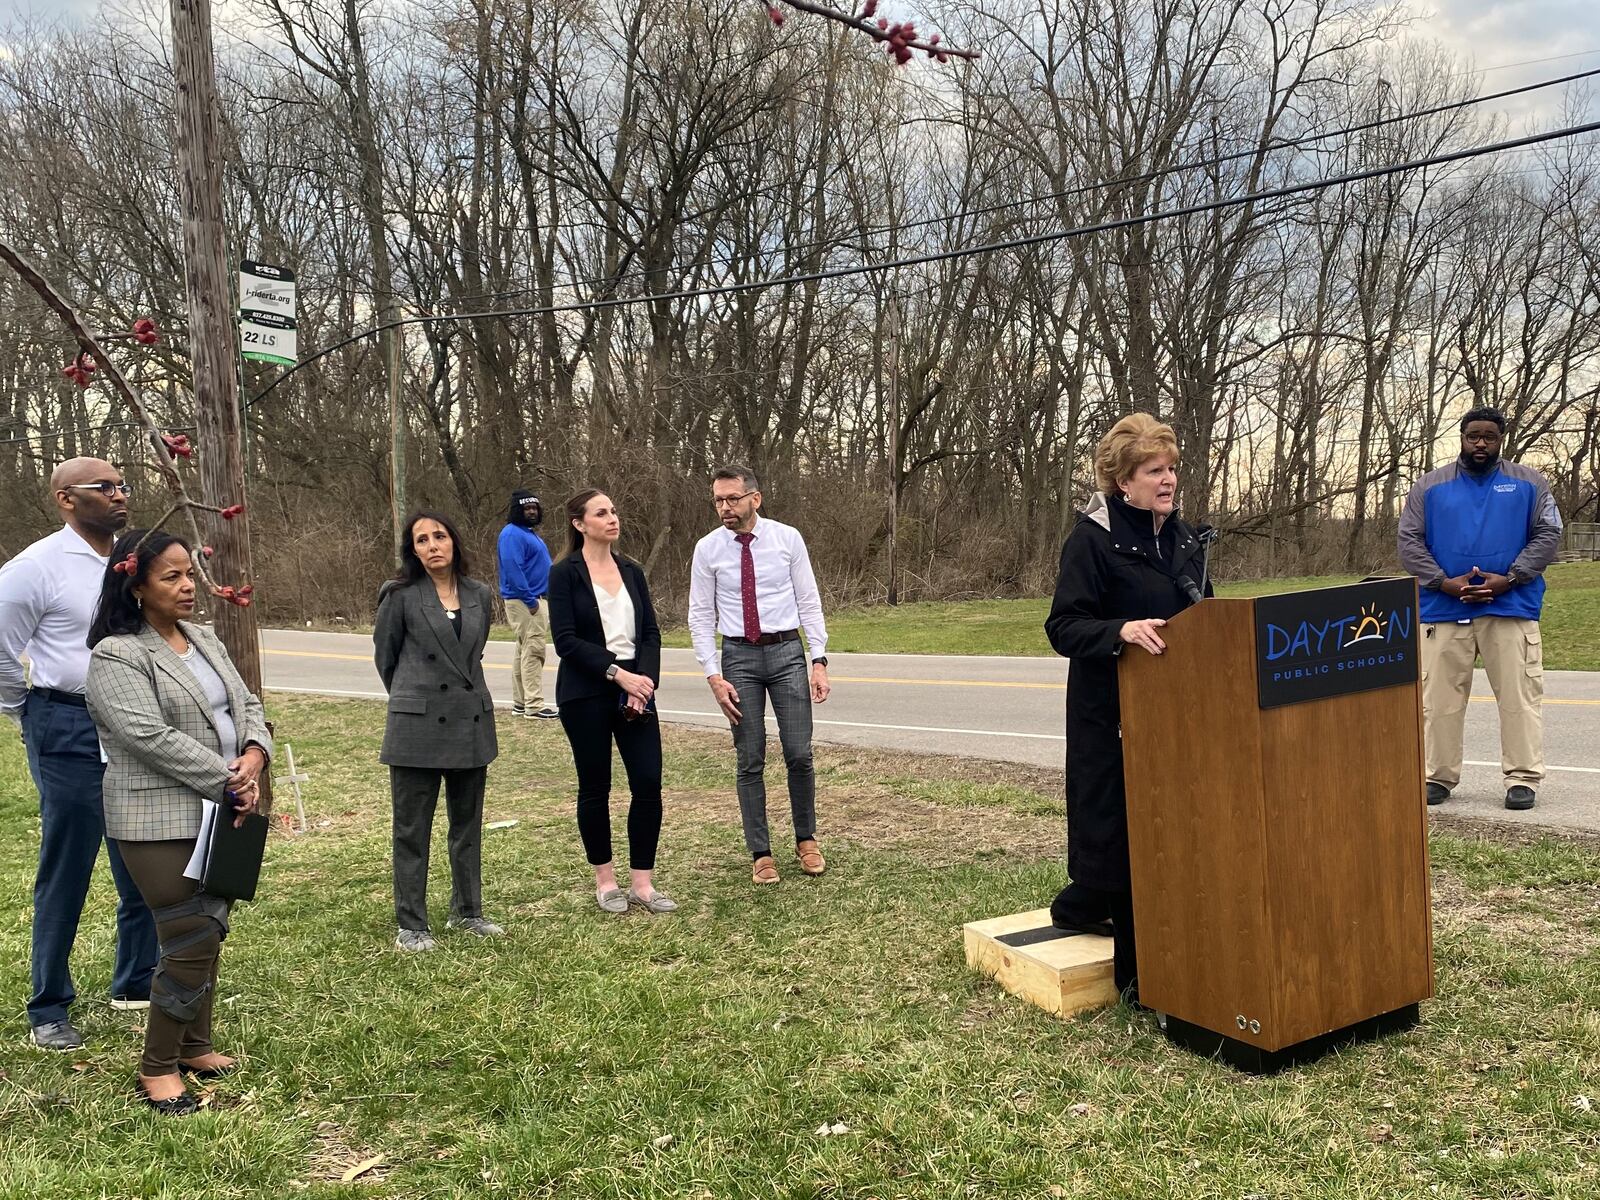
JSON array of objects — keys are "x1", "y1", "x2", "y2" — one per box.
[{"x1": 22, "y1": 691, "x2": 156, "y2": 1026}]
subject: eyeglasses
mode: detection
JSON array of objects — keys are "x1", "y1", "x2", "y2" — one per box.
[
  {"x1": 712, "y1": 491, "x2": 757, "y2": 509},
  {"x1": 65, "y1": 482, "x2": 134, "y2": 498}
]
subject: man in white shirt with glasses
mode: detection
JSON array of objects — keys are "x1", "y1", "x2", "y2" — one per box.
[
  {"x1": 0, "y1": 458, "x2": 157, "y2": 1050},
  {"x1": 689, "y1": 465, "x2": 831, "y2": 886}
]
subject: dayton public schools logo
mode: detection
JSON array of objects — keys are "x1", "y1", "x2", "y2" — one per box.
[{"x1": 1263, "y1": 601, "x2": 1413, "y2": 683}]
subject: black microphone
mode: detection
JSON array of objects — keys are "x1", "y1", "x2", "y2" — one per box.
[
  {"x1": 1195, "y1": 525, "x2": 1220, "y2": 601},
  {"x1": 1176, "y1": 575, "x2": 1204, "y2": 606}
]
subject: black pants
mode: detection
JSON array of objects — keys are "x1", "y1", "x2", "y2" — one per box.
[
  {"x1": 1051, "y1": 880, "x2": 1138, "y2": 996},
  {"x1": 558, "y1": 691, "x2": 662, "y2": 871},
  {"x1": 390, "y1": 765, "x2": 486, "y2": 932}
]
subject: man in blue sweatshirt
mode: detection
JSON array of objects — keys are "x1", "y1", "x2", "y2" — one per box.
[
  {"x1": 498, "y1": 489, "x2": 557, "y2": 719},
  {"x1": 1398, "y1": 407, "x2": 1563, "y2": 811}
]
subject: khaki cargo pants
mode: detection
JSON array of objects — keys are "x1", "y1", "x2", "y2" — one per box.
[
  {"x1": 1421, "y1": 615, "x2": 1544, "y2": 790},
  {"x1": 505, "y1": 598, "x2": 549, "y2": 711}
]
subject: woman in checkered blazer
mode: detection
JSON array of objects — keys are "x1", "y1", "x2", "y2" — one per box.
[{"x1": 85, "y1": 528, "x2": 271, "y2": 1116}]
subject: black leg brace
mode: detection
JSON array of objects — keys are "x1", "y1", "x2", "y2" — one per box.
[{"x1": 149, "y1": 893, "x2": 230, "y2": 1023}]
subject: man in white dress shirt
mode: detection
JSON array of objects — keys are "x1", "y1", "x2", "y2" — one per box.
[
  {"x1": 689, "y1": 466, "x2": 831, "y2": 885},
  {"x1": 0, "y1": 458, "x2": 156, "y2": 1050}
]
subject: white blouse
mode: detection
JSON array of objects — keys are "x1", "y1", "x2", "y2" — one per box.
[{"x1": 592, "y1": 582, "x2": 637, "y2": 661}]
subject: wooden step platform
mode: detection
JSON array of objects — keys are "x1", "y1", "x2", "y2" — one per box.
[{"x1": 963, "y1": 908, "x2": 1118, "y2": 1018}]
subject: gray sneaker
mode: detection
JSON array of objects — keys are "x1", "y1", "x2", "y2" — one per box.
[
  {"x1": 448, "y1": 916, "x2": 506, "y2": 937},
  {"x1": 30, "y1": 1019, "x2": 84, "y2": 1051},
  {"x1": 395, "y1": 929, "x2": 437, "y2": 952}
]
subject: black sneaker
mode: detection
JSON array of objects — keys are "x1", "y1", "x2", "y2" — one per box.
[
  {"x1": 509, "y1": 704, "x2": 526, "y2": 718},
  {"x1": 30, "y1": 1019, "x2": 84, "y2": 1051},
  {"x1": 1505, "y1": 786, "x2": 1536, "y2": 811},
  {"x1": 532, "y1": 707, "x2": 560, "y2": 720},
  {"x1": 1425, "y1": 782, "x2": 1451, "y2": 806}
]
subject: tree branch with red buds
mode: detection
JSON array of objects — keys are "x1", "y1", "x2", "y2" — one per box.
[
  {"x1": 765, "y1": 0, "x2": 979, "y2": 63},
  {"x1": 0, "y1": 236, "x2": 255, "y2": 607}
]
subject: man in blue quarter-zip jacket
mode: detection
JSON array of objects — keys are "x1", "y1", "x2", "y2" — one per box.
[
  {"x1": 1398, "y1": 407, "x2": 1563, "y2": 811},
  {"x1": 498, "y1": 489, "x2": 557, "y2": 720}
]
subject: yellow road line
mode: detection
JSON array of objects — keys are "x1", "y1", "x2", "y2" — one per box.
[{"x1": 259, "y1": 647, "x2": 1600, "y2": 703}]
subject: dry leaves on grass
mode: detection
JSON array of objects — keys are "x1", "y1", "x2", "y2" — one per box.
[
  {"x1": 308, "y1": 1121, "x2": 388, "y2": 1184},
  {"x1": 341, "y1": 1155, "x2": 385, "y2": 1183}
]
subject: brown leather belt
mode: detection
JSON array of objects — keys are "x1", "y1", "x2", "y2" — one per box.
[{"x1": 727, "y1": 629, "x2": 800, "y2": 647}]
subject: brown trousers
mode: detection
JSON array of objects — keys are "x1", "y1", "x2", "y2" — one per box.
[
  {"x1": 116, "y1": 839, "x2": 227, "y2": 1075},
  {"x1": 1421, "y1": 616, "x2": 1545, "y2": 790}
]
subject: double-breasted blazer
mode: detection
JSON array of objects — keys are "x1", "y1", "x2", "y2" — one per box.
[
  {"x1": 547, "y1": 552, "x2": 661, "y2": 707},
  {"x1": 86, "y1": 623, "x2": 273, "y2": 842},
  {"x1": 373, "y1": 575, "x2": 499, "y2": 770}
]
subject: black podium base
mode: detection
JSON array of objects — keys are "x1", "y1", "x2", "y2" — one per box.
[{"x1": 1157, "y1": 1004, "x2": 1420, "y2": 1074}]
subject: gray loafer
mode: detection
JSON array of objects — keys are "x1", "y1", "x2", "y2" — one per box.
[
  {"x1": 596, "y1": 887, "x2": 628, "y2": 914},
  {"x1": 628, "y1": 888, "x2": 678, "y2": 914}
]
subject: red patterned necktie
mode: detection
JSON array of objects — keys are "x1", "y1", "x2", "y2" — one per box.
[{"x1": 735, "y1": 531, "x2": 762, "y2": 638}]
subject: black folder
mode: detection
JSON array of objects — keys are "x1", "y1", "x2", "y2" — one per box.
[{"x1": 202, "y1": 807, "x2": 268, "y2": 901}]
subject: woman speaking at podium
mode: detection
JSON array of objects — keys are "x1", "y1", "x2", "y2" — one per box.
[{"x1": 1044, "y1": 413, "x2": 1212, "y2": 1003}]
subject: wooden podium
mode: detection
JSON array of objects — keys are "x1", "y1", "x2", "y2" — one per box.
[{"x1": 1118, "y1": 579, "x2": 1433, "y2": 1071}]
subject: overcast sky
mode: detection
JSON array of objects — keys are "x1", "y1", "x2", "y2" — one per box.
[{"x1": 2, "y1": 0, "x2": 1594, "y2": 105}]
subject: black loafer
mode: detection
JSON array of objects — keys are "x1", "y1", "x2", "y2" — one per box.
[
  {"x1": 137, "y1": 1081, "x2": 199, "y2": 1116},
  {"x1": 179, "y1": 1059, "x2": 236, "y2": 1080},
  {"x1": 1505, "y1": 786, "x2": 1536, "y2": 811},
  {"x1": 1425, "y1": 782, "x2": 1450, "y2": 806}
]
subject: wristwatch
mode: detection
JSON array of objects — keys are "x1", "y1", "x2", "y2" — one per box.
[
  {"x1": 1506, "y1": 566, "x2": 1527, "y2": 586},
  {"x1": 605, "y1": 663, "x2": 620, "y2": 682},
  {"x1": 812, "y1": 657, "x2": 828, "y2": 667}
]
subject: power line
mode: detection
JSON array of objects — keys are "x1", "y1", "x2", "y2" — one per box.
[
  {"x1": 244, "y1": 116, "x2": 1600, "y2": 410},
  {"x1": 420, "y1": 62, "x2": 1600, "y2": 310},
  {"x1": 1472, "y1": 49, "x2": 1600, "y2": 76},
  {"x1": 0, "y1": 420, "x2": 187, "y2": 449},
  {"x1": 26, "y1": 57, "x2": 1576, "y2": 320}
]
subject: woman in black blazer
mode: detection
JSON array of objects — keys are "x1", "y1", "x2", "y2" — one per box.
[
  {"x1": 373, "y1": 511, "x2": 502, "y2": 952},
  {"x1": 547, "y1": 489, "x2": 674, "y2": 915}
]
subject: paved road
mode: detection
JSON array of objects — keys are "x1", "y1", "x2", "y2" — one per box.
[{"x1": 262, "y1": 628, "x2": 1600, "y2": 834}]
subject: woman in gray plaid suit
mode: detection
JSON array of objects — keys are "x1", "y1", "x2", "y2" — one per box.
[
  {"x1": 374, "y1": 511, "x2": 501, "y2": 952},
  {"x1": 85, "y1": 529, "x2": 271, "y2": 1116}
]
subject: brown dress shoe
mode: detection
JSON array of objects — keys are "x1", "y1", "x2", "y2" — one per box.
[
  {"x1": 752, "y1": 855, "x2": 780, "y2": 885},
  {"x1": 795, "y1": 839, "x2": 826, "y2": 876}
]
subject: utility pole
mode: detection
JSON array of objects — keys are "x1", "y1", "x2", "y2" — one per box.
[
  {"x1": 389, "y1": 320, "x2": 406, "y2": 563},
  {"x1": 170, "y1": 0, "x2": 265, "y2": 694},
  {"x1": 886, "y1": 301, "x2": 900, "y2": 606}
]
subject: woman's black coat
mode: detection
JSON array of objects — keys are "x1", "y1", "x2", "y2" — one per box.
[
  {"x1": 547, "y1": 552, "x2": 662, "y2": 707},
  {"x1": 1044, "y1": 493, "x2": 1211, "y2": 891}
]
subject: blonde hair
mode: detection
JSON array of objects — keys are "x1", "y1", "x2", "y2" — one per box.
[{"x1": 1094, "y1": 413, "x2": 1180, "y2": 494}]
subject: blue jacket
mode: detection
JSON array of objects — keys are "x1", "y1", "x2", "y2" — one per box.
[
  {"x1": 497, "y1": 524, "x2": 551, "y2": 607},
  {"x1": 1398, "y1": 457, "x2": 1562, "y2": 624}
]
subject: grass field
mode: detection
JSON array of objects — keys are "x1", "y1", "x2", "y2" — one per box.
[
  {"x1": 2, "y1": 695, "x2": 1598, "y2": 1198},
  {"x1": 656, "y1": 562, "x2": 1600, "y2": 668}
]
